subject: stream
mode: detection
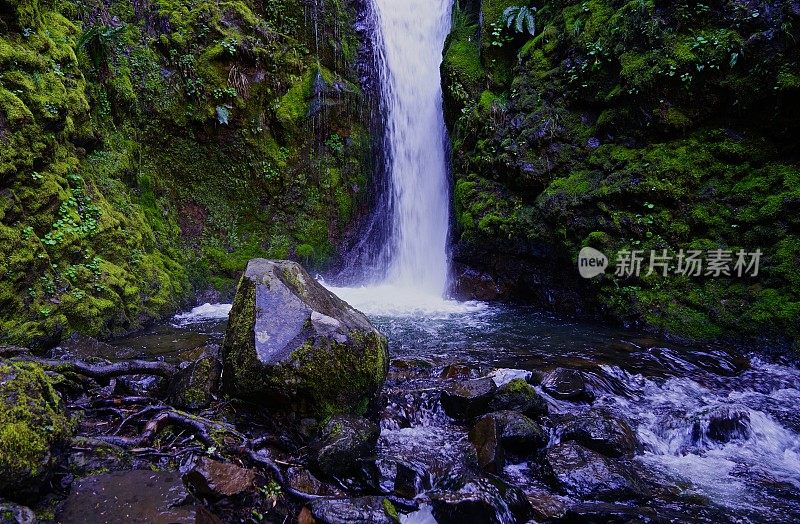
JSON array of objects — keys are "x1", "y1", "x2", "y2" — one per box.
[{"x1": 114, "y1": 298, "x2": 800, "y2": 523}]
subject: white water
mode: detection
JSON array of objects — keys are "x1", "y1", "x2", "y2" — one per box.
[{"x1": 375, "y1": 0, "x2": 453, "y2": 296}]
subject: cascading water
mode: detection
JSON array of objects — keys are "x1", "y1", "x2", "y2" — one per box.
[
  {"x1": 373, "y1": 0, "x2": 452, "y2": 295},
  {"x1": 326, "y1": 0, "x2": 473, "y2": 314}
]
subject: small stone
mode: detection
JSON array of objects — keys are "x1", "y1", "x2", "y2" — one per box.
[
  {"x1": 0, "y1": 502, "x2": 37, "y2": 524},
  {"x1": 183, "y1": 457, "x2": 256, "y2": 498}
]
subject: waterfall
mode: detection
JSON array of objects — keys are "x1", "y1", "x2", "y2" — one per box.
[
  {"x1": 325, "y1": 0, "x2": 476, "y2": 315},
  {"x1": 372, "y1": 0, "x2": 453, "y2": 297}
]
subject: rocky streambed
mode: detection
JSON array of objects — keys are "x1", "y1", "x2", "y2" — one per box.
[{"x1": 0, "y1": 261, "x2": 799, "y2": 523}]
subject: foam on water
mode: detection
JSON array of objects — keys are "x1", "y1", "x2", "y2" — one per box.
[
  {"x1": 323, "y1": 283, "x2": 487, "y2": 317},
  {"x1": 171, "y1": 302, "x2": 232, "y2": 326}
]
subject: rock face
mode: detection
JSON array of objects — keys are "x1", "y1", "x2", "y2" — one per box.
[
  {"x1": 222, "y1": 260, "x2": 388, "y2": 421},
  {"x1": 0, "y1": 362, "x2": 72, "y2": 501}
]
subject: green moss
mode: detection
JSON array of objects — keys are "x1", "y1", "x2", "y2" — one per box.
[{"x1": 0, "y1": 361, "x2": 72, "y2": 498}]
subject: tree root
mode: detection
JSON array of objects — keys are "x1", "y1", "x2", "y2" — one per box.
[{"x1": 14, "y1": 356, "x2": 177, "y2": 378}]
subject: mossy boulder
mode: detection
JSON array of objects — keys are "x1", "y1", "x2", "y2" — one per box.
[
  {"x1": 0, "y1": 361, "x2": 72, "y2": 501},
  {"x1": 221, "y1": 259, "x2": 388, "y2": 423}
]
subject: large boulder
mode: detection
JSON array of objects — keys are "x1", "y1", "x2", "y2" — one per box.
[
  {"x1": 487, "y1": 378, "x2": 548, "y2": 418},
  {"x1": 559, "y1": 409, "x2": 640, "y2": 458},
  {"x1": 0, "y1": 361, "x2": 72, "y2": 501},
  {"x1": 222, "y1": 260, "x2": 388, "y2": 422}
]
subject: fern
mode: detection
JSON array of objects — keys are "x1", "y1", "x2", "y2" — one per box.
[{"x1": 502, "y1": 6, "x2": 537, "y2": 36}]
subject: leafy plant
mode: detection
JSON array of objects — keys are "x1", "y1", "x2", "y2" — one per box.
[
  {"x1": 503, "y1": 5, "x2": 537, "y2": 36},
  {"x1": 77, "y1": 24, "x2": 125, "y2": 78}
]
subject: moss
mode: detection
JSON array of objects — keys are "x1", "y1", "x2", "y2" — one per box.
[
  {"x1": 382, "y1": 498, "x2": 400, "y2": 523},
  {"x1": 0, "y1": 361, "x2": 72, "y2": 499}
]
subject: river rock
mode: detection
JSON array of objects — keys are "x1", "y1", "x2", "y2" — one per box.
[
  {"x1": 183, "y1": 457, "x2": 256, "y2": 498},
  {"x1": 430, "y1": 477, "x2": 531, "y2": 524},
  {"x1": 311, "y1": 415, "x2": 380, "y2": 478},
  {"x1": 693, "y1": 406, "x2": 751, "y2": 444},
  {"x1": 542, "y1": 442, "x2": 643, "y2": 501},
  {"x1": 440, "y1": 378, "x2": 496, "y2": 420},
  {"x1": 0, "y1": 502, "x2": 37, "y2": 523},
  {"x1": 492, "y1": 410, "x2": 548, "y2": 454},
  {"x1": 0, "y1": 361, "x2": 72, "y2": 501},
  {"x1": 357, "y1": 457, "x2": 432, "y2": 499},
  {"x1": 560, "y1": 409, "x2": 640, "y2": 457},
  {"x1": 299, "y1": 496, "x2": 400, "y2": 524},
  {"x1": 222, "y1": 259, "x2": 388, "y2": 422},
  {"x1": 286, "y1": 467, "x2": 345, "y2": 497},
  {"x1": 167, "y1": 354, "x2": 222, "y2": 409},
  {"x1": 541, "y1": 368, "x2": 594, "y2": 402},
  {"x1": 487, "y1": 378, "x2": 548, "y2": 418},
  {"x1": 469, "y1": 415, "x2": 505, "y2": 473}
]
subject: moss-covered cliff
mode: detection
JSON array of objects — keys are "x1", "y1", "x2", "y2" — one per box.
[
  {"x1": 444, "y1": 0, "x2": 799, "y2": 347},
  {"x1": 0, "y1": 0, "x2": 375, "y2": 346}
]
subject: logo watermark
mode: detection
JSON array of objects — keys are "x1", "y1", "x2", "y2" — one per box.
[{"x1": 578, "y1": 248, "x2": 762, "y2": 279}]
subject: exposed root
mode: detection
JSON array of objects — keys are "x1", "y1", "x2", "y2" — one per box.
[{"x1": 13, "y1": 356, "x2": 177, "y2": 379}]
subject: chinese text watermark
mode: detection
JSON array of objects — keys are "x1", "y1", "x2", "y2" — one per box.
[{"x1": 578, "y1": 247, "x2": 761, "y2": 279}]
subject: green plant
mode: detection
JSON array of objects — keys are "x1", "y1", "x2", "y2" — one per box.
[
  {"x1": 503, "y1": 5, "x2": 536, "y2": 36},
  {"x1": 77, "y1": 24, "x2": 125, "y2": 78}
]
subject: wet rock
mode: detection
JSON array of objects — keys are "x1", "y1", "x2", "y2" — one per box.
[
  {"x1": 560, "y1": 409, "x2": 640, "y2": 457},
  {"x1": 57, "y1": 470, "x2": 194, "y2": 523},
  {"x1": 311, "y1": 415, "x2": 380, "y2": 478},
  {"x1": 222, "y1": 259, "x2": 389, "y2": 423},
  {"x1": 286, "y1": 466, "x2": 345, "y2": 497},
  {"x1": 0, "y1": 502, "x2": 37, "y2": 523},
  {"x1": 469, "y1": 416, "x2": 505, "y2": 473},
  {"x1": 183, "y1": 457, "x2": 256, "y2": 499},
  {"x1": 452, "y1": 266, "x2": 508, "y2": 301},
  {"x1": 430, "y1": 477, "x2": 531, "y2": 524},
  {"x1": 557, "y1": 502, "x2": 665, "y2": 523},
  {"x1": 492, "y1": 411, "x2": 548, "y2": 454},
  {"x1": 0, "y1": 361, "x2": 72, "y2": 501},
  {"x1": 299, "y1": 496, "x2": 400, "y2": 523},
  {"x1": 357, "y1": 457, "x2": 432, "y2": 499},
  {"x1": 166, "y1": 354, "x2": 222, "y2": 409},
  {"x1": 117, "y1": 374, "x2": 165, "y2": 396},
  {"x1": 440, "y1": 378, "x2": 496, "y2": 420},
  {"x1": 541, "y1": 368, "x2": 594, "y2": 402},
  {"x1": 68, "y1": 437, "x2": 129, "y2": 476},
  {"x1": 441, "y1": 362, "x2": 479, "y2": 380},
  {"x1": 693, "y1": 406, "x2": 751, "y2": 444},
  {"x1": 470, "y1": 411, "x2": 547, "y2": 472},
  {"x1": 527, "y1": 490, "x2": 567, "y2": 522},
  {"x1": 542, "y1": 442, "x2": 643, "y2": 501},
  {"x1": 487, "y1": 378, "x2": 548, "y2": 418}
]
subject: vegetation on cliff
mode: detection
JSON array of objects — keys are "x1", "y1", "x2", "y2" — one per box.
[
  {"x1": 0, "y1": 0, "x2": 373, "y2": 346},
  {"x1": 443, "y1": 0, "x2": 800, "y2": 347}
]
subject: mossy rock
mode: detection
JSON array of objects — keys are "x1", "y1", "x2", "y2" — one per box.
[
  {"x1": 221, "y1": 259, "x2": 388, "y2": 424},
  {"x1": 0, "y1": 361, "x2": 72, "y2": 501}
]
